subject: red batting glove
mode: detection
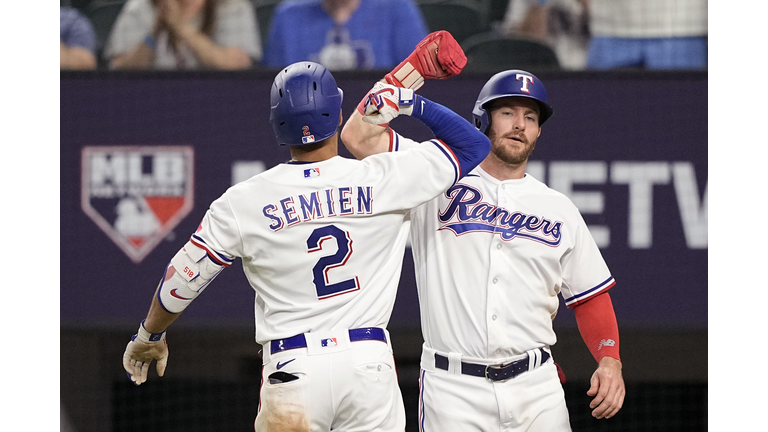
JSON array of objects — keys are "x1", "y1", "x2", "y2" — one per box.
[{"x1": 385, "y1": 30, "x2": 467, "y2": 90}]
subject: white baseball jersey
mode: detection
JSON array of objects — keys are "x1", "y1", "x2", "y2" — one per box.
[
  {"x1": 388, "y1": 132, "x2": 613, "y2": 431},
  {"x1": 392, "y1": 132, "x2": 615, "y2": 360},
  {"x1": 192, "y1": 145, "x2": 461, "y2": 346}
]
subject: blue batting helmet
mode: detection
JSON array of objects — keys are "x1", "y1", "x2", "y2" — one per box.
[
  {"x1": 472, "y1": 70, "x2": 554, "y2": 134},
  {"x1": 270, "y1": 61, "x2": 344, "y2": 146}
]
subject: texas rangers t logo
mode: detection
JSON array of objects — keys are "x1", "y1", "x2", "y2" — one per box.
[
  {"x1": 81, "y1": 146, "x2": 195, "y2": 263},
  {"x1": 516, "y1": 74, "x2": 534, "y2": 93}
]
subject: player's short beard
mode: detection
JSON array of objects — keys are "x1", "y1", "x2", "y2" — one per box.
[{"x1": 488, "y1": 130, "x2": 537, "y2": 166}]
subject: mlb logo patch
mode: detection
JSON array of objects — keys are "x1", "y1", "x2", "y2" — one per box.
[
  {"x1": 304, "y1": 168, "x2": 320, "y2": 178},
  {"x1": 301, "y1": 135, "x2": 316, "y2": 144},
  {"x1": 321, "y1": 338, "x2": 338, "y2": 347},
  {"x1": 81, "y1": 146, "x2": 195, "y2": 263}
]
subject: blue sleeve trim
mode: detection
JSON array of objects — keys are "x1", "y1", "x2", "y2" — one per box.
[
  {"x1": 564, "y1": 276, "x2": 616, "y2": 305},
  {"x1": 190, "y1": 234, "x2": 234, "y2": 266}
]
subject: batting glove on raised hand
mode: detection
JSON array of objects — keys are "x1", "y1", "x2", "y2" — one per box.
[
  {"x1": 122, "y1": 320, "x2": 168, "y2": 386},
  {"x1": 385, "y1": 30, "x2": 467, "y2": 90},
  {"x1": 362, "y1": 82, "x2": 415, "y2": 125}
]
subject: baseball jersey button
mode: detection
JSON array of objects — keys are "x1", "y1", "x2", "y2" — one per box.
[
  {"x1": 493, "y1": 278, "x2": 498, "y2": 284},
  {"x1": 496, "y1": 244, "x2": 502, "y2": 250},
  {"x1": 492, "y1": 315, "x2": 497, "y2": 320}
]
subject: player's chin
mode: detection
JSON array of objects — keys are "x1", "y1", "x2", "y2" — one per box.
[{"x1": 492, "y1": 147, "x2": 529, "y2": 166}]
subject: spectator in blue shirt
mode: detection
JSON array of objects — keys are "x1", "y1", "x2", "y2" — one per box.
[
  {"x1": 61, "y1": 6, "x2": 97, "y2": 69},
  {"x1": 585, "y1": 0, "x2": 707, "y2": 70},
  {"x1": 262, "y1": 0, "x2": 428, "y2": 71}
]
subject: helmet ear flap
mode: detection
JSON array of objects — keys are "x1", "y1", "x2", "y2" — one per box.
[{"x1": 472, "y1": 106, "x2": 491, "y2": 135}]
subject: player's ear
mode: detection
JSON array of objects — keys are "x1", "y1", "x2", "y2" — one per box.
[{"x1": 338, "y1": 109, "x2": 343, "y2": 126}]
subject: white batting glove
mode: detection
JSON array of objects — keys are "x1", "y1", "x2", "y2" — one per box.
[
  {"x1": 362, "y1": 83, "x2": 415, "y2": 125},
  {"x1": 122, "y1": 321, "x2": 168, "y2": 386}
]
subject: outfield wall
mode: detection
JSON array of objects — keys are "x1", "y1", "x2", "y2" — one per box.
[{"x1": 61, "y1": 69, "x2": 708, "y2": 331}]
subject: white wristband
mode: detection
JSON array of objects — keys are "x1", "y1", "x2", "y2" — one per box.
[
  {"x1": 399, "y1": 88, "x2": 415, "y2": 116},
  {"x1": 134, "y1": 320, "x2": 166, "y2": 343}
]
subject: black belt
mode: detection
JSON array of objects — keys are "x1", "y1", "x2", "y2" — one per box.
[
  {"x1": 270, "y1": 327, "x2": 387, "y2": 354},
  {"x1": 434, "y1": 348, "x2": 550, "y2": 382}
]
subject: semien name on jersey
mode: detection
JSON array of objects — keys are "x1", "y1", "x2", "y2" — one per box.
[{"x1": 263, "y1": 186, "x2": 374, "y2": 231}]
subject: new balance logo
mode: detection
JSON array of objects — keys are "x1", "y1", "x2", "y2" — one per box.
[{"x1": 598, "y1": 339, "x2": 616, "y2": 350}]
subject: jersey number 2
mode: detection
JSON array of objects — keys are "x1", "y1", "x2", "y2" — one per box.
[{"x1": 307, "y1": 225, "x2": 360, "y2": 299}]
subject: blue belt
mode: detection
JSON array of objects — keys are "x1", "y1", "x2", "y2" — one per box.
[
  {"x1": 270, "y1": 327, "x2": 387, "y2": 354},
  {"x1": 435, "y1": 348, "x2": 550, "y2": 382}
]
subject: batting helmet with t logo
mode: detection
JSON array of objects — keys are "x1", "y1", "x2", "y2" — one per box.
[
  {"x1": 270, "y1": 61, "x2": 344, "y2": 146},
  {"x1": 472, "y1": 70, "x2": 554, "y2": 134}
]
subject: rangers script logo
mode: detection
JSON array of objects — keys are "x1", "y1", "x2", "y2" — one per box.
[
  {"x1": 81, "y1": 146, "x2": 195, "y2": 263},
  {"x1": 438, "y1": 184, "x2": 562, "y2": 246}
]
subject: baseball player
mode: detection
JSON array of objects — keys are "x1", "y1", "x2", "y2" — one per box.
[
  {"x1": 121, "y1": 61, "x2": 490, "y2": 431},
  {"x1": 341, "y1": 34, "x2": 625, "y2": 431}
]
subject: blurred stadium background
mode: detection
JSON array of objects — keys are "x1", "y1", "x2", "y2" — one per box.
[{"x1": 61, "y1": 0, "x2": 707, "y2": 431}]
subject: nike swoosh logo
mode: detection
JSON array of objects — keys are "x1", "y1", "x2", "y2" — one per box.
[
  {"x1": 276, "y1": 359, "x2": 296, "y2": 370},
  {"x1": 170, "y1": 289, "x2": 191, "y2": 300}
]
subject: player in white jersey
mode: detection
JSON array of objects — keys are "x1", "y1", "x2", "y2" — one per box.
[
  {"x1": 341, "y1": 49, "x2": 626, "y2": 430},
  {"x1": 121, "y1": 61, "x2": 490, "y2": 431}
]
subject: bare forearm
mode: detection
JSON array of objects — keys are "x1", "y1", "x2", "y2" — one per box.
[
  {"x1": 176, "y1": 24, "x2": 251, "y2": 69},
  {"x1": 340, "y1": 109, "x2": 392, "y2": 159},
  {"x1": 143, "y1": 290, "x2": 182, "y2": 333},
  {"x1": 110, "y1": 42, "x2": 155, "y2": 69},
  {"x1": 60, "y1": 43, "x2": 96, "y2": 69}
]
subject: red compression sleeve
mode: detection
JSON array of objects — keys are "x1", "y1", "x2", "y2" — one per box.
[{"x1": 573, "y1": 292, "x2": 620, "y2": 362}]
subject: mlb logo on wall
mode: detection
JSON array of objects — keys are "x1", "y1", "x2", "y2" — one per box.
[{"x1": 81, "y1": 146, "x2": 195, "y2": 263}]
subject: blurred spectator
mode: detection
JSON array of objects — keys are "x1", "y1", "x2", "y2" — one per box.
[
  {"x1": 104, "y1": 0, "x2": 262, "y2": 70},
  {"x1": 500, "y1": 0, "x2": 589, "y2": 70},
  {"x1": 61, "y1": 6, "x2": 97, "y2": 70},
  {"x1": 262, "y1": 0, "x2": 428, "y2": 71},
  {"x1": 585, "y1": 0, "x2": 707, "y2": 69}
]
